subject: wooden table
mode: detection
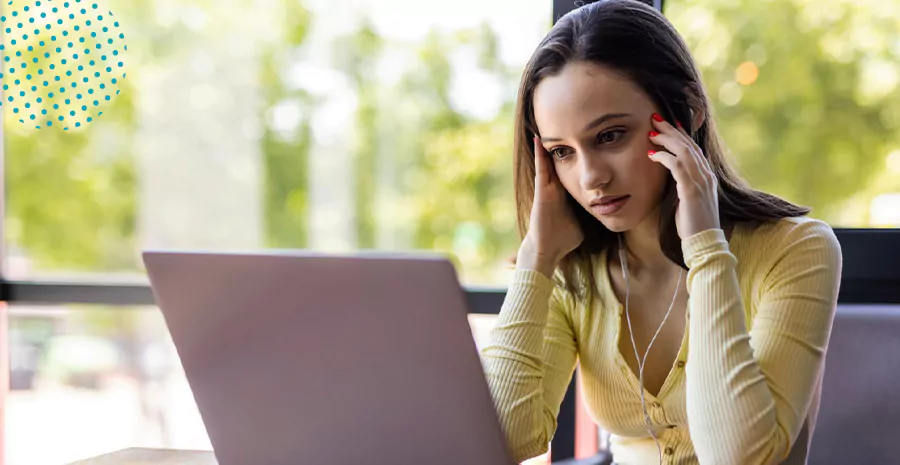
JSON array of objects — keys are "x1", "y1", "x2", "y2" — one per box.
[{"x1": 68, "y1": 448, "x2": 218, "y2": 464}]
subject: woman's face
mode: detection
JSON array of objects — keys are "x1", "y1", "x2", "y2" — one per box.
[{"x1": 532, "y1": 61, "x2": 669, "y2": 233}]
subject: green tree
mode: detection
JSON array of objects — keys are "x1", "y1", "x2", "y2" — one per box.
[
  {"x1": 668, "y1": 0, "x2": 900, "y2": 223},
  {"x1": 332, "y1": 19, "x2": 383, "y2": 248},
  {"x1": 260, "y1": 0, "x2": 314, "y2": 248},
  {"x1": 4, "y1": 0, "x2": 141, "y2": 272},
  {"x1": 9, "y1": 0, "x2": 900, "y2": 281},
  {"x1": 383, "y1": 25, "x2": 521, "y2": 281}
]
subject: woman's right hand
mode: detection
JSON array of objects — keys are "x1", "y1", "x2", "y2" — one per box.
[{"x1": 517, "y1": 136, "x2": 584, "y2": 276}]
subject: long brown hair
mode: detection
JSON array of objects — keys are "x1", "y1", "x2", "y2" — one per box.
[{"x1": 513, "y1": 0, "x2": 809, "y2": 303}]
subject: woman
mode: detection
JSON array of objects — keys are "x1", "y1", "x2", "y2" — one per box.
[{"x1": 480, "y1": 1, "x2": 842, "y2": 464}]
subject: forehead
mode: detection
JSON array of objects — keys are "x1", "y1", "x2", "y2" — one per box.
[{"x1": 532, "y1": 61, "x2": 654, "y2": 135}]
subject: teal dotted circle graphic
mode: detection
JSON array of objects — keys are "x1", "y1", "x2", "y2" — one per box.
[{"x1": 2, "y1": 0, "x2": 126, "y2": 130}]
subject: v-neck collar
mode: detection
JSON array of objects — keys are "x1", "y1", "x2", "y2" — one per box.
[{"x1": 595, "y1": 225, "x2": 744, "y2": 401}]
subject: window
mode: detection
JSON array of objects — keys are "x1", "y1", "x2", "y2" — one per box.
[
  {"x1": 666, "y1": 0, "x2": 900, "y2": 227},
  {"x1": 3, "y1": 0, "x2": 553, "y2": 463},
  {"x1": 7, "y1": 306, "x2": 209, "y2": 464},
  {"x1": 5, "y1": 0, "x2": 552, "y2": 287}
]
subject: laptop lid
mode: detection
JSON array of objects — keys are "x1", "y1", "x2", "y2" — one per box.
[{"x1": 143, "y1": 250, "x2": 513, "y2": 465}]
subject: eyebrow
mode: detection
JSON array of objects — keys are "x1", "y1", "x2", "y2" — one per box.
[{"x1": 539, "y1": 113, "x2": 632, "y2": 142}]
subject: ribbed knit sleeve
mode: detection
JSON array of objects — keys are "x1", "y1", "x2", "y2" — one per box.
[
  {"x1": 480, "y1": 268, "x2": 579, "y2": 463},
  {"x1": 682, "y1": 221, "x2": 842, "y2": 464}
]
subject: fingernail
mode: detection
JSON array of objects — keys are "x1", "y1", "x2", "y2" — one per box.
[
  {"x1": 676, "y1": 121, "x2": 683, "y2": 128},
  {"x1": 649, "y1": 131, "x2": 660, "y2": 138},
  {"x1": 652, "y1": 113, "x2": 664, "y2": 122},
  {"x1": 648, "y1": 150, "x2": 656, "y2": 156}
]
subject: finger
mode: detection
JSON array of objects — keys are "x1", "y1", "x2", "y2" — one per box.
[
  {"x1": 695, "y1": 149, "x2": 714, "y2": 177},
  {"x1": 648, "y1": 130, "x2": 693, "y2": 158},
  {"x1": 545, "y1": 146, "x2": 563, "y2": 186},
  {"x1": 648, "y1": 149, "x2": 711, "y2": 195},
  {"x1": 650, "y1": 116, "x2": 711, "y2": 175},
  {"x1": 652, "y1": 114, "x2": 707, "y2": 174},
  {"x1": 674, "y1": 121, "x2": 714, "y2": 173},
  {"x1": 652, "y1": 113, "x2": 692, "y2": 147},
  {"x1": 648, "y1": 129, "x2": 703, "y2": 178},
  {"x1": 534, "y1": 136, "x2": 549, "y2": 186},
  {"x1": 535, "y1": 137, "x2": 565, "y2": 188},
  {"x1": 675, "y1": 120, "x2": 690, "y2": 138},
  {"x1": 647, "y1": 149, "x2": 690, "y2": 185},
  {"x1": 683, "y1": 138, "x2": 714, "y2": 179}
]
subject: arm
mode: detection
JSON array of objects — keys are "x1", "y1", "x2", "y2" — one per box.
[
  {"x1": 480, "y1": 268, "x2": 579, "y2": 463},
  {"x1": 684, "y1": 220, "x2": 842, "y2": 465}
]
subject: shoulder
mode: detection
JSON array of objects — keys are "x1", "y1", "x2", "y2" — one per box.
[
  {"x1": 548, "y1": 253, "x2": 607, "y2": 316},
  {"x1": 739, "y1": 216, "x2": 842, "y2": 287},
  {"x1": 742, "y1": 216, "x2": 841, "y2": 257}
]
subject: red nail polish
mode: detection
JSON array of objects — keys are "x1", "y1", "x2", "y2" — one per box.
[
  {"x1": 676, "y1": 121, "x2": 683, "y2": 129},
  {"x1": 649, "y1": 131, "x2": 660, "y2": 137},
  {"x1": 648, "y1": 150, "x2": 656, "y2": 156},
  {"x1": 652, "y1": 113, "x2": 664, "y2": 122}
]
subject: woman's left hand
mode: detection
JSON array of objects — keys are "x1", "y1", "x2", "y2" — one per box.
[{"x1": 647, "y1": 113, "x2": 721, "y2": 239}]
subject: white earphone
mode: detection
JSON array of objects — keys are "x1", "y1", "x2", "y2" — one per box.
[{"x1": 618, "y1": 234, "x2": 683, "y2": 465}]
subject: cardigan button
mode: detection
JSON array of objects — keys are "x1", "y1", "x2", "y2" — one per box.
[
  {"x1": 665, "y1": 446, "x2": 675, "y2": 456},
  {"x1": 676, "y1": 360, "x2": 686, "y2": 368}
]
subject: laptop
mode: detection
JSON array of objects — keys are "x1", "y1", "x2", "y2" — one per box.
[{"x1": 142, "y1": 250, "x2": 514, "y2": 465}]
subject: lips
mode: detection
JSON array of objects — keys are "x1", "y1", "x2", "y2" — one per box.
[
  {"x1": 594, "y1": 195, "x2": 628, "y2": 205},
  {"x1": 590, "y1": 195, "x2": 630, "y2": 215}
]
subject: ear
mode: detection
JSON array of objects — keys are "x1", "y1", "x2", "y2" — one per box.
[
  {"x1": 683, "y1": 86, "x2": 706, "y2": 131},
  {"x1": 688, "y1": 106, "x2": 705, "y2": 131}
]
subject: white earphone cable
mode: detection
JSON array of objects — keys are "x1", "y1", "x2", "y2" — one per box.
[{"x1": 618, "y1": 235, "x2": 683, "y2": 465}]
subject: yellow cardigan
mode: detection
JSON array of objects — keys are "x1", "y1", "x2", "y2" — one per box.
[{"x1": 481, "y1": 217, "x2": 842, "y2": 465}]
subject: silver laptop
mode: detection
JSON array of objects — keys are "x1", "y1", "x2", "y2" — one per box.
[{"x1": 143, "y1": 250, "x2": 514, "y2": 465}]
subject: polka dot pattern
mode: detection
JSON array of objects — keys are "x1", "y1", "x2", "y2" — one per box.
[{"x1": 2, "y1": 0, "x2": 126, "y2": 130}]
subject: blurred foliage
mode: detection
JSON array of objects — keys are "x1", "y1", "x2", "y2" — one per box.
[
  {"x1": 332, "y1": 20, "x2": 383, "y2": 248},
  {"x1": 3, "y1": 4, "x2": 137, "y2": 270},
  {"x1": 260, "y1": 0, "x2": 314, "y2": 249},
  {"x1": 668, "y1": 0, "x2": 900, "y2": 224},
  {"x1": 379, "y1": 27, "x2": 520, "y2": 280},
  {"x1": 3, "y1": 0, "x2": 900, "y2": 284}
]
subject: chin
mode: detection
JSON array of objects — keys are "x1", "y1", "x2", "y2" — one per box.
[
  {"x1": 600, "y1": 220, "x2": 630, "y2": 233},
  {"x1": 591, "y1": 214, "x2": 632, "y2": 233}
]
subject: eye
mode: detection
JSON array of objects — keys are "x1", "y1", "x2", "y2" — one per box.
[
  {"x1": 550, "y1": 147, "x2": 573, "y2": 160},
  {"x1": 598, "y1": 128, "x2": 626, "y2": 145}
]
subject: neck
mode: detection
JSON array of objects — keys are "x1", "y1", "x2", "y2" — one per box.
[
  {"x1": 618, "y1": 214, "x2": 675, "y2": 278},
  {"x1": 617, "y1": 214, "x2": 734, "y2": 278}
]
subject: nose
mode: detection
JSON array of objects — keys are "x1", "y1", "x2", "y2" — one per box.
[{"x1": 578, "y1": 150, "x2": 612, "y2": 191}]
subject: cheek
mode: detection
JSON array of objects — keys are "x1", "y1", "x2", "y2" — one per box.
[
  {"x1": 554, "y1": 164, "x2": 582, "y2": 197},
  {"x1": 621, "y1": 151, "x2": 669, "y2": 194},
  {"x1": 642, "y1": 163, "x2": 671, "y2": 201},
  {"x1": 621, "y1": 131, "x2": 658, "y2": 174}
]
